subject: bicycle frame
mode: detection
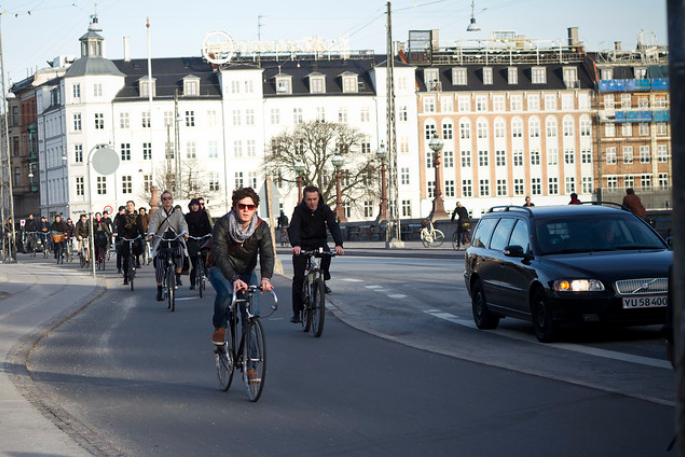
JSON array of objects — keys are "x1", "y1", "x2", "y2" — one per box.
[
  {"x1": 187, "y1": 234, "x2": 212, "y2": 297},
  {"x1": 299, "y1": 248, "x2": 335, "y2": 336},
  {"x1": 152, "y1": 231, "x2": 185, "y2": 312},
  {"x1": 122, "y1": 235, "x2": 143, "y2": 290}
]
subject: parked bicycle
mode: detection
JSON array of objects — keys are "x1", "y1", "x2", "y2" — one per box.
[
  {"x1": 152, "y1": 230, "x2": 185, "y2": 312},
  {"x1": 215, "y1": 285, "x2": 277, "y2": 402},
  {"x1": 122, "y1": 235, "x2": 143, "y2": 291},
  {"x1": 299, "y1": 248, "x2": 335, "y2": 337},
  {"x1": 420, "y1": 219, "x2": 445, "y2": 248},
  {"x1": 451, "y1": 223, "x2": 472, "y2": 250},
  {"x1": 188, "y1": 234, "x2": 211, "y2": 298}
]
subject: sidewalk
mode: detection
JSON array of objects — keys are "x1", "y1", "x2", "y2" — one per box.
[{"x1": 0, "y1": 255, "x2": 105, "y2": 456}]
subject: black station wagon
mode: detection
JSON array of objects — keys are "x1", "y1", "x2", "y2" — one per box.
[{"x1": 464, "y1": 203, "x2": 672, "y2": 342}]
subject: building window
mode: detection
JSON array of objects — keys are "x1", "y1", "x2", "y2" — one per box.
[
  {"x1": 545, "y1": 118, "x2": 557, "y2": 138},
  {"x1": 493, "y1": 95, "x2": 505, "y2": 112},
  {"x1": 443, "y1": 150, "x2": 454, "y2": 168},
  {"x1": 564, "y1": 149, "x2": 575, "y2": 164},
  {"x1": 342, "y1": 76, "x2": 358, "y2": 93},
  {"x1": 423, "y1": 97, "x2": 436, "y2": 113},
  {"x1": 424, "y1": 69, "x2": 439, "y2": 91},
  {"x1": 605, "y1": 123, "x2": 616, "y2": 137},
  {"x1": 445, "y1": 180, "x2": 455, "y2": 197},
  {"x1": 401, "y1": 167, "x2": 410, "y2": 185},
  {"x1": 527, "y1": 94, "x2": 540, "y2": 111},
  {"x1": 244, "y1": 109, "x2": 254, "y2": 125},
  {"x1": 441, "y1": 97, "x2": 453, "y2": 113},
  {"x1": 186, "y1": 141, "x2": 197, "y2": 159},
  {"x1": 605, "y1": 147, "x2": 617, "y2": 165},
  {"x1": 548, "y1": 148, "x2": 558, "y2": 166},
  {"x1": 582, "y1": 176, "x2": 593, "y2": 194},
  {"x1": 208, "y1": 140, "x2": 218, "y2": 159},
  {"x1": 531, "y1": 67, "x2": 546, "y2": 84},
  {"x1": 458, "y1": 96, "x2": 470, "y2": 112},
  {"x1": 122, "y1": 176, "x2": 132, "y2": 194},
  {"x1": 601, "y1": 68, "x2": 614, "y2": 80},
  {"x1": 361, "y1": 107, "x2": 370, "y2": 122},
  {"x1": 96, "y1": 176, "x2": 107, "y2": 195},
  {"x1": 72, "y1": 84, "x2": 81, "y2": 99},
  {"x1": 531, "y1": 177, "x2": 541, "y2": 195},
  {"x1": 143, "y1": 175, "x2": 152, "y2": 193},
  {"x1": 276, "y1": 77, "x2": 291, "y2": 94},
  {"x1": 476, "y1": 119, "x2": 488, "y2": 138},
  {"x1": 581, "y1": 148, "x2": 592, "y2": 164},
  {"x1": 74, "y1": 144, "x2": 83, "y2": 163},
  {"x1": 94, "y1": 83, "x2": 103, "y2": 97},
  {"x1": 209, "y1": 172, "x2": 220, "y2": 192},
  {"x1": 452, "y1": 68, "x2": 467, "y2": 85},
  {"x1": 462, "y1": 179, "x2": 473, "y2": 197},
  {"x1": 95, "y1": 113, "x2": 104, "y2": 130},
  {"x1": 604, "y1": 94, "x2": 615, "y2": 110},
  {"x1": 479, "y1": 179, "x2": 490, "y2": 197},
  {"x1": 621, "y1": 94, "x2": 632, "y2": 109},
  {"x1": 508, "y1": 68, "x2": 518, "y2": 85},
  {"x1": 401, "y1": 199, "x2": 412, "y2": 217},
  {"x1": 513, "y1": 149, "x2": 523, "y2": 166},
  {"x1": 399, "y1": 106, "x2": 408, "y2": 122},
  {"x1": 606, "y1": 176, "x2": 618, "y2": 189},
  {"x1": 625, "y1": 175, "x2": 635, "y2": 188},
  {"x1": 544, "y1": 94, "x2": 557, "y2": 111},
  {"x1": 460, "y1": 150, "x2": 471, "y2": 168},
  {"x1": 207, "y1": 110, "x2": 217, "y2": 127},
  {"x1": 510, "y1": 95, "x2": 523, "y2": 111},
  {"x1": 514, "y1": 178, "x2": 524, "y2": 195},
  {"x1": 141, "y1": 111, "x2": 150, "y2": 128},
  {"x1": 512, "y1": 118, "x2": 523, "y2": 138},
  {"x1": 495, "y1": 149, "x2": 507, "y2": 167},
  {"x1": 640, "y1": 146, "x2": 651, "y2": 164},
  {"x1": 561, "y1": 94, "x2": 573, "y2": 110},
  {"x1": 565, "y1": 176, "x2": 576, "y2": 194},
  {"x1": 548, "y1": 177, "x2": 559, "y2": 194},
  {"x1": 293, "y1": 108, "x2": 303, "y2": 124},
  {"x1": 143, "y1": 142, "x2": 152, "y2": 160},
  {"x1": 482, "y1": 67, "x2": 493, "y2": 85},
  {"x1": 563, "y1": 117, "x2": 574, "y2": 137},
  {"x1": 638, "y1": 123, "x2": 649, "y2": 136},
  {"x1": 475, "y1": 96, "x2": 488, "y2": 112},
  {"x1": 185, "y1": 111, "x2": 195, "y2": 127},
  {"x1": 76, "y1": 176, "x2": 84, "y2": 196},
  {"x1": 425, "y1": 123, "x2": 437, "y2": 140},
  {"x1": 529, "y1": 118, "x2": 541, "y2": 138},
  {"x1": 494, "y1": 119, "x2": 506, "y2": 138},
  {"x1": 642, "y1": 174, "x2": 652, "y2": 188},
  {"x1": 496, "y1": 179, "x2": 507, "y2": 196},
  {"x1": 442, "y1": 122, "x2": 453, "y2": 140},
  {"x1": 270, "y1": 108, "x2": 280, "y2": 124},
  {"x1": 621, "y1": 123, "x2": 633, "y2": 137},
  {"x1": 530, "y1": 150, "x2": 540, "y2": 165},
  {"x1": 657, "y1": 145, "x2": 669, "y2": 163},
  {"x1": 235, "y1": 171, "x2": 244, "y2": 188},
  {"x1": 73, "y1": 113, "x2": 82, "y2": 131},
  {"x1": 659, "y1": 173, "x2": 669, "y2": 189},
  {"x1": 478, "y1": 149, "x2": 489, "y2": 167},
  {"x1": 623, "y1": 146, "x2": 633, "y2": 164},
  {"x1": 121, "y1": 143, "x2": 131, "y2": 161},
  {"x1": 580, "y1": 117, "x2": 591, "y2": 136},
  {"x1": 310, "y1": 77, "x2": 325, "y2": 94},
  {"x1": 459, "y1": 121, "x2": 471, "y2": 139},
  {"x1": 656, "y1": 123, "x2": 668, "y2": 135}
]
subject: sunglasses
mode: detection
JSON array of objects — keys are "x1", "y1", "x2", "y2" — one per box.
[
  {"x1": 162, "y1": 196, "x2": 172, "y2": 201},
  {"x1": 237, "y1": 204, "x2": 257, "y2": 211}
]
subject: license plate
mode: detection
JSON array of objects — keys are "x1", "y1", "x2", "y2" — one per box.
[{"x1": 622, "y1": 295, "x2": 668, "y2": 309}]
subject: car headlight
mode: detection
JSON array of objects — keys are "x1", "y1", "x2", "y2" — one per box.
[{"x1": 553, "y1": 279, "x2": 605, "y2": 292}]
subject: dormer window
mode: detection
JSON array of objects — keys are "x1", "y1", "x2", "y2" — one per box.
[
  {"x1": 452, "y1": 68, "x2": 467, "y2": 85},
  {"x1": 531, "y1": 67, "x2": 546, "y2": 84},
  {"x1": 340, "y1": 72, "x2": 358, "y2": 93},
  {"x1": 563, "y1": 67, "x2": 579, "y2": 88},
  {"x1": 482, "y1": 67, "x2": 493, "y2": 85},
  {"x1": 182, "y1": 75, "x2": 201, "y2": 96},
  {"x1": 507, "y1": 67, "x2": 518, "y2": 85},
  {"x1": 600, "y1": 68, "x2": 614, "y2": 81},
  {"x1": 424, "y1": 68, "x2": 440, "y2": 91},
  {"x1": 275, "y1": 75, "x2": 292, "y2": 94},
  {"x1": 308, "y1": 73, "x2": 326, "y2": 94},
  {"x1": 139, "y1": 77, "x2": 156, "y2": 97},
  {"x1": 634, "y1": 67, "x2": 647, "y2": 79}
]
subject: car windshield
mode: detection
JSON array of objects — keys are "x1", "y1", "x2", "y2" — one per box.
[{"x1": 535, "y1": 214, "x2": 666, "y2": 254}]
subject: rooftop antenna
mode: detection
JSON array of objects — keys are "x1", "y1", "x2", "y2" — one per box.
[{"x1": 467, "y1": 0, "x2": 480, "y2": 32}]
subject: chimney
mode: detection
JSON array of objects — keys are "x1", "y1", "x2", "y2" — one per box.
[
  {"x1": 123, "y1": 36, "x2": 131, "y2": 62},
  {"x1": 614, "y1": 41, "x2": 622, "y2": 51},
  {"x1": 567, "y1": 27, "x2": 579, "y2": 47}
]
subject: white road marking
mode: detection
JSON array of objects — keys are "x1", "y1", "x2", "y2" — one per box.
[
  {"x1": 388, "y1": 294, "x2": 407, "y2": 299},
  {"x1": 341, "y1": 278, "x2": 363, "y2": 282},
  {"x1": 424, "y1": 309, "x2": 671, "y2": 370},
  {"x1": 365, "y1": 285, "x2": 383, "y2": 289},
  {"x1": 174, "y1": 297, "x2": 199, "y2": 301}
]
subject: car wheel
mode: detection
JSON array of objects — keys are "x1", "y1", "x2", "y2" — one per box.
[
  {"x1": 532, "y1": 288, "x2": 557, "y2": 343},
  {"x1": 471, "y1": 281, "x2": 499, "y2": 330}
]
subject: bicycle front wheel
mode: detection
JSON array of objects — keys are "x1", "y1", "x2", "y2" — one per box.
[
  {"x1": 129, "y1": 261, "x2": 136, "y2": 291},
  {"x1": 421, "y1": 231, "x2": 430, "y2": 248},
  {"x1": 166, "y1": 264, "x2": 175, "y2": 312},
  {"x1": 452, "y1": 231, "x2": 459, "y2": 250},
  {"x1": 433, "y1": 230, "x2": 445, "y2": 247},
  {"x1": 244, "y1": 318, "x2": 266, "y2": 402},
  {"x1": 311, "y1": 278, "x2": 326, "y2": 337}
]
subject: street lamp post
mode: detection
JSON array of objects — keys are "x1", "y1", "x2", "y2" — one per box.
[
  {"x1": 294, "y1": 159, "x2": 305, "y2": 204},
  {"x1": 376, "y1": 142, "x2": 388, "y2": 222},
  {"x1": 331, "y1": 150, "x2": 347, "y2": 223},
  {"x1": 428, "y1": 133, "x2": 449, "y2": 220}
]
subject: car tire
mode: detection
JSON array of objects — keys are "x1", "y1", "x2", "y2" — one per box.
[
  {"x1": 471, "y1": 280, "x2": 499, "y2": 330},
  {"x1": 532, "y1": 288, "x2": 557, "y2": 343}
]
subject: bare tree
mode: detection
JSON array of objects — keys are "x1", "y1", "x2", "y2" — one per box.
[
  {"x1": 263, "y1": 121, "x2": 380, "y2": 213},
  {"x1": 139, "y1": 159, "x2": 215, "y2": 203}
]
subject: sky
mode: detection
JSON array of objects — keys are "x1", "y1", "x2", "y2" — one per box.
[{"x1": 0, "y1": 0, "x2": 668, "y2": 85}]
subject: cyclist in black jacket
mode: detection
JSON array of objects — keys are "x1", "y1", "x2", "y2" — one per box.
[{"x1": 288, "y1": 186, "x2": 344, "y2": 323}]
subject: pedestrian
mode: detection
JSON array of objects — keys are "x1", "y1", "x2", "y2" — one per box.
[
  {"x1": 277, "y1": 210, "x2": 289, "y2": 244},
  {"x1": 523, "y1": 196, "x2": 535, "y2": 207},
  {"x1": 450, "y1": 202, "x2": 470, "y2": 249},
  {"x1": 288, "y1": 186, "x2": 344, "y2": 323},
  {"x1": 622, "y1": 188, "x2": 647, "y2": 219},
  {"x1": 568, "y1": 193, "x2": 581, "y2": 205}
]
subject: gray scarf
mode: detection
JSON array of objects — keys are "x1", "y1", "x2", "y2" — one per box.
[{"x1": 228, "y1": 210, "x2": 259, "y2": 244}]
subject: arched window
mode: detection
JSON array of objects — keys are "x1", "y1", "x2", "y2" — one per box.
[
  {"x1": 529, "y1": 117, "x2": 541, "y2": 138},
  {"x1": 562, "y1": 116, "x2": 575, "y2": 137},
  {"x1": 476, "y1": 118, "x2": 489, "y2": 139},
  {"x1": 545, "y1": 116, "x2": 558, "y2": 138},
  {"x1": 494, "y1": 117, "x2": 506, "y2": 139},
  {"x1": 459, "y1": 118, "x2": 471, "y2": 139},
  {"x1": 511, "y1": 117, "x2": 524, "y2": 138}
]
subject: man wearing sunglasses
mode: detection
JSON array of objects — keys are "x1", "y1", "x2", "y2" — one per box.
[
  {"x1": 288, "y1": 185, "x2": 344, "y2": 323},
  {"x1": 210, "y1": 187, "x2": 274, "y2": 369},
  {"x1": 147, "y1": 190, "x2": 189, "y2": 301}
]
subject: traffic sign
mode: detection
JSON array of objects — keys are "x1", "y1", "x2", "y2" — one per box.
[{"x1": 103, "y1": 205, "x2": 113, "y2": 215}]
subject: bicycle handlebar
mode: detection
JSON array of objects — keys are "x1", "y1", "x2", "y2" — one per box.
[
  {"x1": 231, "y1": 285, "x2": 278, "y2": 313},
  {"x1": 187, "y1": 234, "x2": 212, "y2": 241},
  {"x1": 299, "y1": 248, "x2": 336, "y2": 258},
  {"x1": 151, "y1": 233, "x2": 185, "y2": 242},
  {"x1": 122, "y1": 235, "x2": 143, "y2": 243}
]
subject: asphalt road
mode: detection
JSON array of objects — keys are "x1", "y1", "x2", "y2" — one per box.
[{"x1": 27, "y1": 251, "x2": 675, "y2": 456}]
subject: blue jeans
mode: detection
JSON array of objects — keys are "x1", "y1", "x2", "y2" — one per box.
[{"x1": 209, "y1": 268, "x2": 260, "y2": 329}]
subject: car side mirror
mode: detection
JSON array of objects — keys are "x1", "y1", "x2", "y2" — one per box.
[
  {"x1": 666, "y1": 236, "x2": 673, "y2": 249},
  {"x1": 503, "y1": 245, "x2": 525, "y2": 257}
]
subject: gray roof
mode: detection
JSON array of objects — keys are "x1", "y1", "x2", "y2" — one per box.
[{"x1": 65, "y1": 57, "x2": 125, "y2": 78}]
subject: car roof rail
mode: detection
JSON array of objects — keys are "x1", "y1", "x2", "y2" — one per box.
[
  {"x1": 580, "y1": 201, "x2": 631, "y2": 211},
  {"x1": 487, "y1": 205, "x2": 534, "y2": 216}
]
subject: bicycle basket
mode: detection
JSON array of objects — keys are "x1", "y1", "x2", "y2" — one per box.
[{"x1": 52, "y1": 234, "x2": 66, "y2": 244}]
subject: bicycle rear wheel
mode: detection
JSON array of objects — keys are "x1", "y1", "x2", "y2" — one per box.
[
  {"x1": 301, "y1": 281, "x2": 312, "y2": 333},
  {"x1": 244, "y1": 318, "x2": 266, "y2": 402},
  {"x1": 197, "y1": 264, "x2": 205, "y2": 298},
  {"x1": 216, "y1": 321, "x2": 235, "y2": 391},
  {"x1": 129, "y1": 259, "x2": 136, "y2": 291},
  {"x1": 433, "y1": 230, "x2": 445, "y2": 247},
  {"x1": 421, "y1": 232, "x2": 430, "y2": 248},
  {"x1": 452, "y1": 231, "x2": 459, "y2": 250},
  {"x1": 311, "y1": 278, "x2": 326, "y2": 337}
]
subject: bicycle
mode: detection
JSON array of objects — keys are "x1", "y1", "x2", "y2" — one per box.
[
  {"x1": 41, "y1": 233, "x2": 51, "y2": 258},
  {"x1": 420, "y1": 220, "x2": 445, "y2": 248},
  {"x1": 188, "y1": 234, "x2": 211, "y2": 298},
  {"x1": 51, "y1": 232, "x2": 66, "y2": 264},
  {"x1": 94, "y1": 232, "x2": 108, "y2": 271},
  {"x1": 451, "y1": 223, "x2": 472, "y2": 250},
  {"x1": 122, "y1": 235, "x2": 143, "y2": 291},
  {"x1": 77, "y1": 237, "x2": 90, "y2": 268},
  {"x1": 215, "y1": 285, "x2": 277, "y2": 402},
  {"x1": 152, "y1": 230, "x2": 185, "y2": 312},
  {"x1": 299, "y1": 248, "x2": 336, "y2": 337},
  {"x1": 24, "y1": 232, "x2": 38, "y2": 257},
  {"x1": 279, "y1": 226, "x2": 289, "y2": 247},
  {"x1": 143, "y1": 238, "x2": 152, "y2": 265},
  {"x1": 65, "y1": 237, "x2": 74, "y2": 262}
]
